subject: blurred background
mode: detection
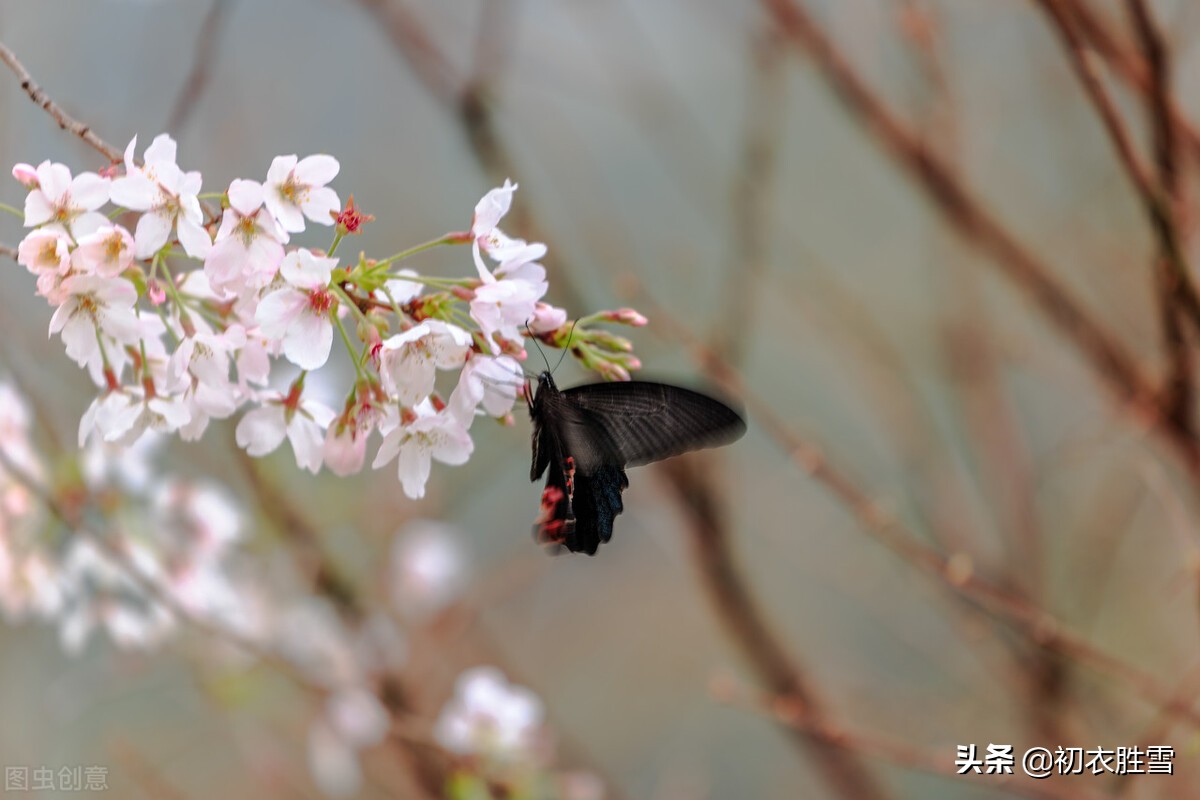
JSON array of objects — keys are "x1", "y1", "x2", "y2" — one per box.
[{"x1": 3, "y1": 0, "x2": 1200, "y2": 798}]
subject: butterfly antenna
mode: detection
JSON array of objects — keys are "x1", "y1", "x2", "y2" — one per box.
[
  {"x1": 551, "y1": 319, "x2": 578, "y2": 374},
  {"x1": 525, "y1": 320, "x2": 553, "y2": 373}
]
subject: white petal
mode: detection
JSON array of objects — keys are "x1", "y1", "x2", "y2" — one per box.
[
  {"x1": 295, "y1": 154, "x2": 340, "y2": 185},
  {"x1": 255, "y1": 289, "x2": 306, "y2": 339},
  {"x1": 266, "y1": 154, "x2": 297, "y2": 185},
  {"x1": 227, "y1": 179, "x2": 264, "y2": 215},
  {"x1": 133, "y1": 211, "x2": 174, "y2": 258},
  {"x1": 397, "y1": 443, "x2": 432, "y2": 499},
  {"x1": 301, "y1": 187, "x2": 340, "y2": 225},
  {"x1": 23, "y1": 191, "x2": 54, "y2": 227},
  {"x1": 283, "y1": 312, "x2": 332, "y2": 371},
  {"x1": 71, "y1": 173, "x2": 110, "y2": 210},
  {"x1": 287, "y1": 414, "x2": 326, "y2": 473},
  {"x1": 37, "y1": 162, "x2": 72, "y2": 203},
  {"x1": 144, "y1": 133, "x2": 177, "y2": 166},
  {"x1": 177, "y1": 217, "x2": 213, "y2": 259},
  {"x1": 109, "y1": 173, "x2": 158, "y2": 211},
  {"x1": 372, "y1": 429, "x2": 403, "y2": 469},
  {"x1": 235, "y1": 404, "x2": 288, "y2": 456}
]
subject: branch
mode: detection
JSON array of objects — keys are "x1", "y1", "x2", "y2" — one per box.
[
  {"x1": 632, "y1": 285, "x2": 1200, "y2": 733},
  {"x1": 165, "y1": 0, "x2": 232, "y2": 135},
  {"x1": 1034, "y1": 0, "x2": 1198, "y2": 436},
  {"x1": 715, "y1": 679, "x2": 1110, "y2": 800},
  {"x1": 760, "y1": 0, "x2": 1200, "y2": 482},
  {"x1": 0, "y1": 42, "x2": 123, "y2": 163},
  {"x1": 661, "y1": 457, "x2": 894, "y2": 800}
]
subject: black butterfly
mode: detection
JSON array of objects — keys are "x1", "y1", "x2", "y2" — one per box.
[{"x1": 525, "y1": 371, "x2": 746, "y2": 555}]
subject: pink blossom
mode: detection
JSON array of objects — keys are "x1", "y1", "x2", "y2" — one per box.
[
  {"x1": 372, "y1": 406, "x2": 474, "y2": 499},
  {"x1": 72, "y1": 225, "x2": 136, "y2": 278},
  {"x1": 21, "y1": 160, "x2": 110, "y2": 240},
  {"x1": 264, "y1": 154, "x2": 340, "y2": 233},
  {"x1": 377, "y1": 321, "x2": 472, "y2": 405},
  {"x1": 16, "y1": 229, "x2": 71, "y2": 278},
  {"x1": 470, "y1": 278, "x2": 540, "y2": 353},
  {"x1": 48, "y1": 275, "x2": 141, "y2": 373},
  {"x1": 235, "y1": 394, "x2": 336, "y2": 474},
  {"x1": 110, "y1": 134, "x2": 211, "y2": 259},
  {"x1": 205, "y1": 179, "x2": 287, "y2": 293},
  {"x1": 255, "y1": 249, "x2": 339, "y2": 371}
]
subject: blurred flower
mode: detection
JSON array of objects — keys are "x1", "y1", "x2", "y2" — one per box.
[
  {"x1": 307, "y1": 719, "x2": 362, "y2": 798},
  {"x1": 390, "y1": 519, "x2": 466, "y2": 617},
  {"x1": 435, "y1": 666, "x2": 546, "y2": 764},
  {"x1": 17, "y1": 228, "x2": 71, "y2": 278},
  {"x1": 470, "y1": 279, "x2": 540, "y2": 354}
]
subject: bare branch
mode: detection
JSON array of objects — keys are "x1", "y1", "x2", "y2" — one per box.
[
  {"x1": 0, "y1": 42, "x2": 123, "y2": 163},
  {"x1": 165, "y1": 0, "x2": 232, "y2": 135}
]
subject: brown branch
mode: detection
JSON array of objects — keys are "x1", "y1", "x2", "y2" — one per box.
[
  {"x1": 760, "y1": 0, "x2": 1200, "y2": 481},
  {"x1": 716, "y1": 680, "x2": 1110, "y2": 800},
  {"x1": 165, "y1": 0, "x2": 232, "y2": 135},
  {"x1": 0, "y1": 42, "x2": 123, "y2": 163},
  {"x1": 661, "y1": 457, "x2": 894, "y2": 800},
  {"x1": 1119, "y1": 0, "x2": 1200, "y2": 433},
  {"x1": 0, "y1": 243, "x2": 17, "y2": 261},
  {"x1": 1061, "y1": 0, "x2": 1200, "y2": 165},
  {"x1": 631, "y1": 284, "x2": 1200, "y2": 734}
]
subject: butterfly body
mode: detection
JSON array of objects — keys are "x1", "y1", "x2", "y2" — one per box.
[{"x1": 526, "y1": 371, "x2": 746, "y2": 555}]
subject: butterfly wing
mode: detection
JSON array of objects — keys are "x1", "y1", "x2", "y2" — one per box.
[
  {"x1": 529, "y1": 376, "x2": 745, "y2": 555},
  {"x1": 560, "y1": 381, "x2": 746, "y2": 471}
]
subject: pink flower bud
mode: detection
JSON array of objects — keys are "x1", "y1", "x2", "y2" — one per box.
[
  {"x1": 148, "y1": 281, "x2": 167, "y2": 306},
  {"x1": 528, "y1": 302, "x2": 568, "y2": 334},
  {"x1": 607, "y1": 308, "x2": 648, "y2": 326},
  {"x1": 11, "y1": 163, "x2": 38, "y2": 188}
]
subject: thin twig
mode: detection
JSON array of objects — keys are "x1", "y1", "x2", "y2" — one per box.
[
  {"x1": 661, "y1": 456, "x2": 894, "y2": 800},
  {"x1": 631, "y1": 283, "x2": 1200, "y2": 733},
  {"x1": 0, "y1": 243, "x2": 17, "y2": 261},
  {"x1": 718, "y1": 680, "x2": 1110, "y2": 800},
  {"x1": 165, "y1": 0, "x2": 232, "y2": 135},
  {"x1": 0, "y1": 42, "x2": 123, "y2": 163},
  {"x1": 1119, "y1": 0, "x2": 1200, "y2": 432},
  {"x1": 1061, "y1": 0, "x2": 1200, "y2": 165},
  {"x1": 760, "y1": 0, "x2": 1200, "y2": 482}
]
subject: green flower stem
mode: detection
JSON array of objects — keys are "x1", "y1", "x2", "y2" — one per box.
[
  {"x1": 327, "y1": 230, "x2": 345, "y2": 257},
  {"x1": 376, "y1": 234, "x2": 459, "y2": 267},
  {"x1": 330, "y1": 283, "x2": 372, "y2": 329},
  {"x1": 332, "y1": 311, "x2": 366, "y2": 380},
  {"x1": 0, "y1": 202, "x2": 23, "y2": 218}
]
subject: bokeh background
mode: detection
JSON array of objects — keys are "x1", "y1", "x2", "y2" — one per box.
[{"x1": 3, "y1": 0, "x2": 1200, "y2": 798}]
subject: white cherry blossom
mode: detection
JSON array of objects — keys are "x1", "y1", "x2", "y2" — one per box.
[
  {"x1": 255, "y1": 249, "x2": 339, "y2": 371},
  {"x1": 264, "y1": 154, "x2": 340, "y2": 233},
  {"x1": 72, "y1": 224, "x2": 136, "y2": 278},
  {"x1": 235, "y1": 393, "x2": 336, "y2": 474},
  {"x1": 206, "y1": 178, "x2": 287, "y2": 293},
  {"x1": 377, "y1": 320, "x2": 472, "y2": 405},
  {"x1": 21, "y1": 160, "x2": 110, "y2": 240},
  {"x1": 48, "y1": 275, "x2": 141, "y2": 373},
  {"x1": 110, "y1": 134, "x2": 211, "y2": 259},
  {"x1": 470, "y1": 278, "x2": 540, "y2": 353},
  {"x1": 434, "y1": 666, "x2": 545, "y2": 763},
  {"x1": 372, "y1": 405, "x2": 473, "y2": 499}
]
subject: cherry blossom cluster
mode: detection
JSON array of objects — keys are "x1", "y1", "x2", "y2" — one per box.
[
  {"x1": 436, "y1": 666, "x2": 604, "y2": 800},
  {"x1": 11, "y1": 136, "x2": 646, "y2": 499},
  {"x1": 0, "y1": 379, "x2": 251, "y2": 653}
]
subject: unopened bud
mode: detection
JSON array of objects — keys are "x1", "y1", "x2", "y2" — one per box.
[{"x1": 11, "y1": 163, "x2": 38, "y2": 189}]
